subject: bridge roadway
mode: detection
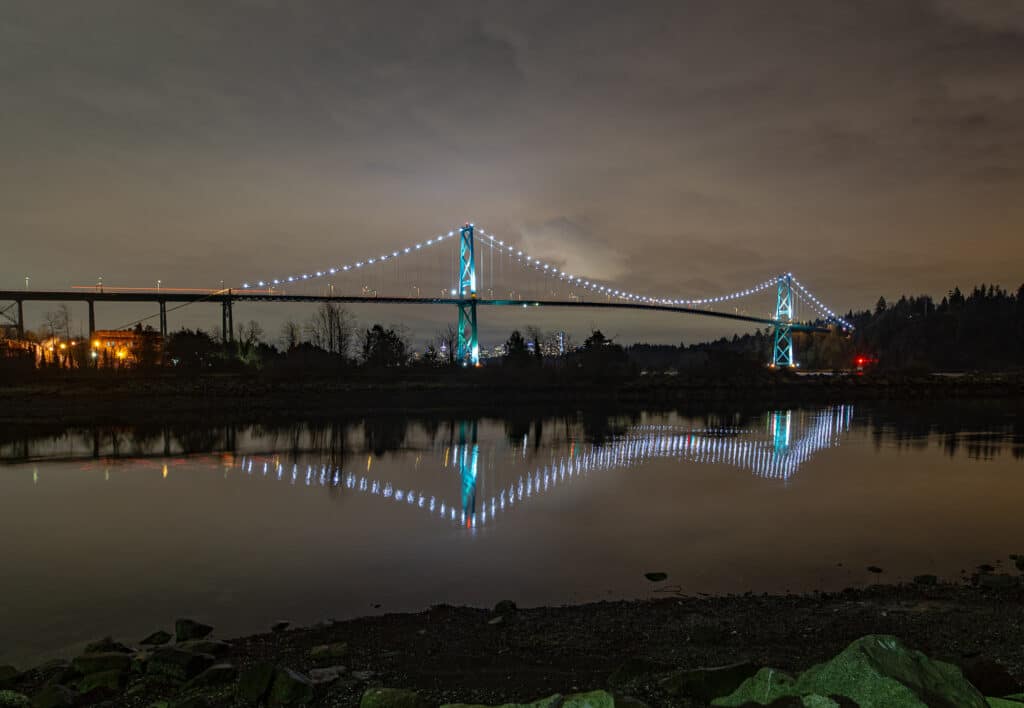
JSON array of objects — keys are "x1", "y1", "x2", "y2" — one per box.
[{"x1": 0, "y1": 289, "x2": 829, "y2": 338}]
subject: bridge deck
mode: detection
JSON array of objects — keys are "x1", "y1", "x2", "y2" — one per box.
[{"x1": 0, "y1": 290, "x2": 829, "y2": 332}]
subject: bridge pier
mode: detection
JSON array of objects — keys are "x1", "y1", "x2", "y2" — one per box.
[
  {"x1": 158, "y1": 300, "x2": 167, "y2": 338},
  {"x1": 87, "y1": 300, "x2": 96, "y2": 336},
  {"x1": 456, "y1": 224, "x2": 479, "y2": 365},
  {"x1": 16, "y1": 299, "x2": 24, "y2": 339}
]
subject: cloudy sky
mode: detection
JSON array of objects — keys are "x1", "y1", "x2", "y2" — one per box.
[{"x1": 2, "y1": 1, "x2": 1023, "y2": 345}]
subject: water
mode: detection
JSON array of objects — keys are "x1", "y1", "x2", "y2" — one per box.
[{"x1": 1, "y1": 401, "x2": 1022, "y2": 666}]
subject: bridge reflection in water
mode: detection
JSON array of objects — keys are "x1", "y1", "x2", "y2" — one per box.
[{"x1": 232, "y1": 406, "x2": 853, "y2": 530}]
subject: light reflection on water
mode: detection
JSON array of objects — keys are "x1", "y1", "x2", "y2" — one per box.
[{"x1": 0, "y1": 401, "x2": 1022, "y2": 666}]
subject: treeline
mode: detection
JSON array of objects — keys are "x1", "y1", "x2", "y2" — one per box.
[{"x1": 628, "y1": 283, "x2": 1024, "y2": 372}]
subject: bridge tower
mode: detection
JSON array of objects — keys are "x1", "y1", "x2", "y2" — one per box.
[
  {"x1": 456, "y1": 223, "x2": 479, "y2": 366},
  {"x1": 771, "y1": 274, "x2": 795, "y2": 368}
]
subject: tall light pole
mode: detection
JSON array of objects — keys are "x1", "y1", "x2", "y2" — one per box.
[
  {"x1": 156, "y1": 279, "x2": 162, "y2": 292},
  {"x1": 24, "y1": 276, "x2": 29, "y2": 290}
]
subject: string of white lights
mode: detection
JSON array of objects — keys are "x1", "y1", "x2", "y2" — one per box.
[
  {"x1": 792, "y1": 277, "x2": 854, "y2": 330},
  {"x1": 236, "y1": 221, "x2": 853, "y2": 330},
  {"x1": 239, "y1": 227, "x2": 464, "y2": 290},
  {"x1": 475, "y1": 227, "x2": 780, "y2": 307}
]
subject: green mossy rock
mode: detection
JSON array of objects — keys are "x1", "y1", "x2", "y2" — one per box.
[
  {"x1": 712, "y1": 668, "x2": 798, "y2": 706},
  {"x1": 77, "y1": 669, "x2": 126, "y2": 694},
  {"x1": 146, "y1": 648, "x2": 215, "y2": 681},
  {"x1": 236, "y1": 662, "x2": 275, "y2": 703},
  {"x1": 70, "y1": 652, "x2": 131, "y2": 676},
  {"x1": 184, "y1": 663, "x2": 236, "y2": 690},
  {"x1": 174, "y1": 619, "x2": 214, "y2": 643},
  {"x1": 659, "y1": 661, "x2": 758, "y2": 701},
  {"x1": 361, "y1": 687, "x2": 430, "y2": 708},
  {"x1": 83, "y1": 636, "x2": 132, "y2": 654},
  {"x1": 441, "y1": 691, "x2": 626, "y2": 708},
  {"x1": 268, "y1": 668, "x2": 314, "y2": 706},
  {"x1": 714, "y1": 635, "x2": 987, "y2": 708},
  {"x1": 988, "y1": 699, "x2": 1024, "y2": 707},
  {"x1": 140, "y1": 631, "x2": 172, "y2": 646},
  {"x1": 0, "y1": 691, "x2": 29, "y2": 708},
  {"x1": 175, "y1": 640, "x2": 231, "y2": 658},
  {"x1": 30, "y1": 684, "x2": 75, "y2": 708}
]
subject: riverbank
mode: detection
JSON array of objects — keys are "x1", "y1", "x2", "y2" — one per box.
[
  {"x1": 1, "y1": 370, "x2": 1021, "y2": 425},
  {"x1": 2, "y1": 580, "x2": 1023, "y2": 707}
]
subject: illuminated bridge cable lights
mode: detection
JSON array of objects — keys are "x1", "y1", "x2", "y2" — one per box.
[
  {"x1": 475, "y1": 227, "x2": 812, "y2": 313},
  {"x1": 239, "y1": 227, "x2": 466, "y2": 291}
]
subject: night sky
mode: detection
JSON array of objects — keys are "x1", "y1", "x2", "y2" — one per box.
[{"x1": 3, "y1": 1, "x2": 1023, "y2": 345}]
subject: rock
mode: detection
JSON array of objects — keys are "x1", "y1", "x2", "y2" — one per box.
[
  {"x1": 643, "y1": 572, "x2": 668, "y2": 582},
  {"x1": 487, "y1": 616, "x2": 505, "y2": 626},
  {"x1": 308, "y1": 666, "x2": 346, "y2": 685},
  {"x1": 236, "y1": 662, "x2": 276, "y2": 703},
  {"x1": 271, "y1": 621, "x2": 291, "y2": 633},
  {"x1": 146, "y1": 648, "x2": 215, "y2": 681},
  {"x1": 0, "y1": 668, "x2": 17, "y2": 685},
  {"x1": 562, "y1": 691, "x2": 616, "y2": 707},
  {"x1": 866, "y1": 566, "x2": 884, "y2": 574},
  {"x1": 440, "y1": 691, "x2": 619, "y2": 708},
  {"x1": 987, "y1": 699, "x2": 1024, "y2": 708},
  {"x1": 713, "y1": 635, "x2": 987, "y2": 707},
  {"x1": 70, "y1": 653, "x2": 130, "y2": 676},
  {"x1": 130, "y1": 652, "x2": 151, "y2": 674},
  {"x1": 360, "y1": 688, "x2": 429, "y2": 708},
  {"x1": 912, "y1": 574, "x2": 938, "y2": 586},
  {"x1": 310, "y1": 642, "x2": 348, "y2": 663},
  {"x1": 77, "y1": 670, "x2": 126, "y2": 694},
  {"x1": 351, "y1": 670, "x2": 375, "y2": 682},
  {"x1": 184, "y1": 663, "x2": 236, "y2": 690},
  {"x1": 140, "y1": 631, "x2": 172, "y2": 646},
  {"x1": 169, "y1": 698, "x2": 211, "y2": 708},
  {"x1": 493, "y1": 600, "x2": 517, "y2": 616},
  {"x1": 711, "y1": 668, "x2": 797, "y2": 706},
  {"x1": 83, "y1": 637, "x2": 132, "y2": 654},
  {"x1": 978, "y1": 574, "x2": 1019, "y2": 590},
  {"x1": 30, "y1": 684, "x2": 74, "y2": 708},
  {"x1": 659, "y1": 661, "x2": 758, "y2": 701},
  {"x1": 959, "y1": 658, "x2": 1021, "y2": 697},
  {"x1": 175, "y1": 640, "x2": 231, "y2": 658},
  {"x1": 174, "y1": 619, "x2": 213, "y2": 642},
  {"x1": 268, "y1": 668, "x2": 314, "y2": 706},
  {"x1": 0, "y1": 691, "x2": 30, "y2": 708}
]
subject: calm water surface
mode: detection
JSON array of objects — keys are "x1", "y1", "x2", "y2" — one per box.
[{"x1": 1, "y1": 401, "x2": 1022, "y2": 665}]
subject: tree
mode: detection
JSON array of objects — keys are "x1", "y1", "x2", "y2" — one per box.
[
  {"x1": 280, "y1": 319, "x2": 302, "y2": 351},
  {"x1": 166, "y1": 329, "x2": 219, "y2": 369},
  {"x1": 422, "y1": 343, "x2": 441, "y2": 366},
  {"x1": 579, "y1": 329, "x2": 628, "y2": 374},
  {"x1": 361, "y1": 324, "x2": 408, "y2": 367},
  {"x1": 305, "y1": 303, "x2": 355, "y2": 358},
  {"x1": 503, "y1": 330, "x2": 533, "y2": 367}
]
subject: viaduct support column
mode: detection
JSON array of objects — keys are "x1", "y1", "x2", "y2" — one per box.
[
  {"x1": 88, "y1": 300, "x2": 96, "y2": 336},
  {"x1": 16, "y1": 299, "x2": 24, "y2": 339},
  {"x1": 159, "y1": 301, "x2": 167, "y2": 338}
]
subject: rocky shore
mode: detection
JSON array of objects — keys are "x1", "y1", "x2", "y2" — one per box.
[{"x1": 2, "y1": 579, "x2": 1023, "y2": 707}]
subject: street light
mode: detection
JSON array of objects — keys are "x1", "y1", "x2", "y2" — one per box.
[
  {"x1": 157, "y1": 280, "x2": 161, "y2": 292},
  {"x1": 24, "y1": 276, "x2": 29, "y2": 290}
]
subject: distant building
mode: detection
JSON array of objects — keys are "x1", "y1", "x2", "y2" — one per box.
[{"x1": 90, "y1": 328, "x2": 163, "y2": 367}]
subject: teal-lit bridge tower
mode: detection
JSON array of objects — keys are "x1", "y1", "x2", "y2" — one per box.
[
  {"x1": 456, "y1": 223, "x2": 479, "y2": 366},
  {"x1": 771, "y1": 274, "x2": 795, "y2": 368}
]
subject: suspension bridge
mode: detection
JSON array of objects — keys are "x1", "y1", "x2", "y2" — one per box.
[{"x1": 1, "y1": 223, "x2": 854, "y2": 367}]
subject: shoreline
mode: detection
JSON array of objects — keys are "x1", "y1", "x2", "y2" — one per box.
[
  {"x1": 1, "y1": 581, "x2": 1022, "y2": 707},
  {"x1": 1, "y1": 372, "x2": 1021, "y2": 426}
]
